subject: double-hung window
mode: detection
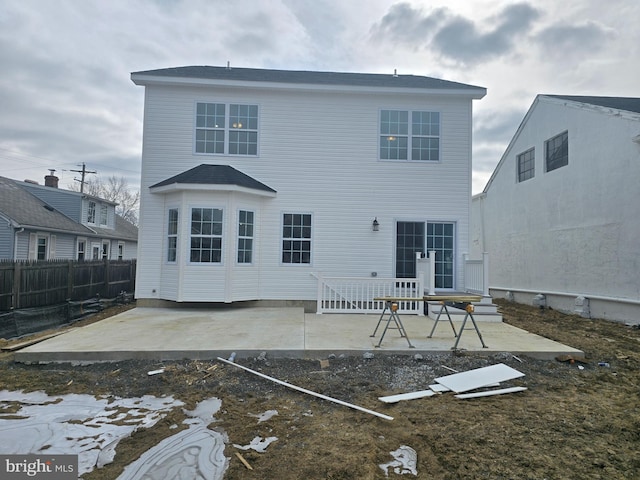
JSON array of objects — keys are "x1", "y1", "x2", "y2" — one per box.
[
  {"x1": 190, "y1": 207, "x2": 223, "y2": 263},
  {"x1": 282, "y1": 213, "x2": 311, "y2": 264},
  {"x1": 167, "y1": 208, "x2": 178, "y2": 262},
  {"x1": 87, "y1": 201, "x2": 96, "y2": 224},
  {"x1": 100, "y1": 204, "x2": 108, "y2": 226},
  {"x1": 196, "y1": 102, "x2": 258, "y2": 155},
  {"x1": 37, "y1": 236, "x2": 48, "y2": 260},
  {"x1": 545, "y1": 131, "x2": 568, "y2": 172},
  {"x1": 380, "y1": 110, "x2": 440, "y2": 161},
  {"x1": 237, "y1": 210, "x2": 254, "y2": 264},
  {"x1": 517, "y1": 148, "x2": 535, "y2": 182}
]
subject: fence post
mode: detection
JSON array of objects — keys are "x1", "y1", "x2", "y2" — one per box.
[
  {"x1": 67, "y1": 261, "x2": 74, "y2": 300},
  {"x1": 104, "y1": 259, "x2": 110, "y2": 297},
  {"x1": 316, "y1": 272, "x2": 323, "y2": 314},
  {"x1": 12, "y1": 261, "x2": 21, "y2": 309}
]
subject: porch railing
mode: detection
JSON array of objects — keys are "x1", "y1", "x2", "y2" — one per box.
[
  {"x1": 463, "y1": 252, "x2": 489, "y2": 297},
  {"x1": 314, "y1": 274, "x2": 424, "y2": 314},
  {"x1": 313, "y1": 252, "x2": 489, "y2": 314}
]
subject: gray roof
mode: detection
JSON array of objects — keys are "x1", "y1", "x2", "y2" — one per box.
[
  {"x1": 151, "y1": 164, "x2": 276, "y2": 193},
  {"x1": 91, "y1": 216, "x2": 139, "y2": 242},
  {"x1": 0, "y1": 176, "x2": 138, "y2": 241},
  {"x1": 0, "y1": 176, "x2": 92, "y2": 234},
  {"x1": 545, "y1": 95, "x2": 640, "y2": 114},
  {"x1": 132, "y1": 65, "x2": 486, "y2": 93}
]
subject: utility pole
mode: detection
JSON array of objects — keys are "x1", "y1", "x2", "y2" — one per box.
[{"x1": 71, "y1": 163, "x2": 97, "y2": 193}]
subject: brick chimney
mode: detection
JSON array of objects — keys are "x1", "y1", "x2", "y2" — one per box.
[{"x1": 44, "y1": 169, "x2": 59, "y2": 188}]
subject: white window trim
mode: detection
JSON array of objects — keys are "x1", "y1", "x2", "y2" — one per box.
[
  {"x1": 100, "y1": 204, "x2": 108, "y2": 226},
  {"x1": 29, "y1": 232, "x2": 50, "y2": 260},
  {"x1": 379, "y1": 108, "x2": 441, "y2": 163},
  {"x1": 236, "y1": 209, "x2": 255, "y2": 265},
  {"x1": 193, "y1": 101, "x2": 260, "y2": 157},
  {"x1": 77, "y1": 237, "x2": 87, "y2": 261},
  {"x1": 166, "y1": 207, "x2": 179, "y2": 264},
  {"x1": 87, "y1": 201, "x2": 96, "y2": 224},
  {"x1": 188, "y1": 205, "x2": 225, "y2": 265},
  {"x1": 101, "y1": 240, "x2": 110, "y2": 260},
  {"x1": 117, "y1": 242, "x2": 125, "y2": 260},
  {"x1": 280, "y1": 212, "x2": 313, "y2": 266}
]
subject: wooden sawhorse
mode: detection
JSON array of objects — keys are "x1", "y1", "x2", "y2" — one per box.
[
  {"x1": 425, "y1": 296, "x2": 488, "y2": 350},
  {"x1": 427, "y1": 301, "x2": 459, "y2": 338},
  {"x1": 370, "y1": 298, "x2": 416, "y2": 348}
]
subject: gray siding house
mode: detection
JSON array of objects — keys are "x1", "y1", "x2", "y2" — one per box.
[{"x1": 0, "y1": 174, "x2": 138, "y2": 261}]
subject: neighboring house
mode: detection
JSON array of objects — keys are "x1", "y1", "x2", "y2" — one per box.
[
  {"x1": 131, "y1": 65, "x2": 486, "y2": 308},
  {"x1": 472, "y1": 95, "x2": 640, "y2": 323},
  {"x1": 0, "y1": 174, "x2": 138, "y2": 261}
]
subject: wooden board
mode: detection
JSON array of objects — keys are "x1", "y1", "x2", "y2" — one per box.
[{"x1": 1, "y1": 331, "x2": 66, "y2": 352}]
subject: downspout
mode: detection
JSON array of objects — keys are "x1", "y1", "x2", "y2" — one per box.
[{"x1": 14, "y1": 227, "x2": 24, "y2": 260}]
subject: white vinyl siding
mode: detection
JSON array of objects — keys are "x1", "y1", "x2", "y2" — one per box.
[{"x1": 137, "y1": 83, "x2": 474, "y2": 302}]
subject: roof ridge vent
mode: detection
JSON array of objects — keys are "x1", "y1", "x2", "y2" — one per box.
[{"x1": 393, "y1": 68, "x2": 398, "y2": 77}]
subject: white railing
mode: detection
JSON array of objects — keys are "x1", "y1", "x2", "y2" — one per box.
[
  {"x1": 463, "y1": 252, "x2": 489, "y2": 297},
  {"x1": 314, "y1": 274, "x2": 424, "y2": 315}
]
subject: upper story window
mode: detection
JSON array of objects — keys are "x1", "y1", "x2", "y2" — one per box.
[
  {"x1": 195, "y1": 102, "x2": 258, "y2": 155},
  {"x1": 100, "y1": 204, "x2": 108, "y2": 225},
  {"x1": 380, "y1": 110, "x2": 440, "y2": 161},
  {"x1": 545, "y1": 131, "x2": 568, "y2": 172},
  {"x1": 517, "y1": 148, "x2": 535, "y2": 182},
  {"x1": 190, "y1": 207, "x2": 223, "y2": 263},
  {"x1": 87, "y1": 201, "x2": 96, "y2": 224}
]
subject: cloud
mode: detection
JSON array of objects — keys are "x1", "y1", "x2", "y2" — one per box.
[
  {"x1": 371, "y1": 2, "x2": 540, "y2": 66},
  {"x1": 534, "y1": 21, "x2": 616, "y2": 60}
]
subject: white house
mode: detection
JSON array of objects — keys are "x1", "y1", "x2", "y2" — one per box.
[
  {"x1": 131, "y1": 66, "x2": 486, "y2": 310},
  {"x1": 0, "y1": 173, "x2": 138, "y2": 261},
  {"x1": 472, "y1": 95, "x2": 640, "y2": 323}
]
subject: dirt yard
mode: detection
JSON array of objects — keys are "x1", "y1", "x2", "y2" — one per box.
[{"x1": 1, "y1": 300, "x2": 639, "y2": 479}]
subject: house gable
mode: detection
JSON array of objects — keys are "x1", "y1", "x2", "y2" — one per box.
[{"x1": 472, "y1": 94, "x2": 640, "y2": 321}]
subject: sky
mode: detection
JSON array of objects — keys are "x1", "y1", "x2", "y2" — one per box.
[{"x1": 1, "y1": 0, "x2": 638, "y2": 195}]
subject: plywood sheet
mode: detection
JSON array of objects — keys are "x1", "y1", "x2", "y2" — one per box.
[{"x1": 434, "y1": 363, "x2": 524, "y2": 393}]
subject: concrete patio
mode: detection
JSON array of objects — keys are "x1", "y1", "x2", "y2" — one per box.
[{"x1": 14, "y1": 306, "x2": 583, "y2": 363}]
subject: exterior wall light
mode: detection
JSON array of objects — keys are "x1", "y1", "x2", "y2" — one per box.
[{"x1": 372, "y1": 217, "x2": 380, "y2": 231}]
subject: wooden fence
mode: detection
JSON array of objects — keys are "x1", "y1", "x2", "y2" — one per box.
[{"x1": 0, "y1": 259, "x2": 136, "y2": 311}]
